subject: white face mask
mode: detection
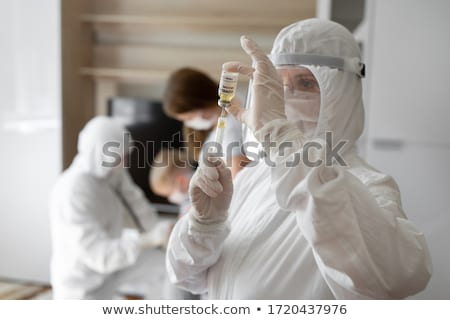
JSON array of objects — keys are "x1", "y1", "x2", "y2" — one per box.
[
  {"x1": 284, "y1": 89, "x2": 320, "y2": 137},
  {"x1": 168, "y1": 189, "x2": 188, "y2": 205},
  {"x1": 185, "y1": 115, "x2": 216, "y2": 130}
]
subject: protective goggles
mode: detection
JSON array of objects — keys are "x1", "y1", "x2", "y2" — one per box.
[
  {"x1": 270, "y1": 53, "x2": 365, "y2": 78},
  {"x1": 275, "y1": 66, "x2": 320, "y2": 95}
]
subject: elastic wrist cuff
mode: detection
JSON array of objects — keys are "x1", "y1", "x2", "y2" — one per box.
[{"x1": 188, "y1": 209, "x2": 229, "y2": 232}]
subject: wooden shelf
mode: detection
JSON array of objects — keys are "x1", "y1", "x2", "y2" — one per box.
[
  {"x1": 80, "y1": 67, "x2": 171, "y2": 82},
  {"x1": 91, "y1": 44, "x2": 250, "y2": 73},
  {"x1": 80, "y1": 14, "x2": 297, "y2": 29},
  {"x1": 80, "y1": 67, "x2": 251, "y2": 85}
]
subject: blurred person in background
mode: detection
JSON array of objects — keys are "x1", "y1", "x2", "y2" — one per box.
[
  {"x1": 49, "y1": 116, "x2": 172, "y2": 299},
  {"x1": 150, "y1": 148, "x2": 194, "y2": 216},
  {"x1": 163, "y1": 67, "x2": 250, "y2": 177},
  {"x1": 150, "y1": 148, "x2": 199, "y2": 299}
]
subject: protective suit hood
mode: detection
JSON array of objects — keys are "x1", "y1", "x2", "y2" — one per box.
[
  {"x1": 73, "y1": 116, "x2": 129, "y2": 179},
  {"x1": 271, "y1": 19, "x2": 365, "y2": 153}
]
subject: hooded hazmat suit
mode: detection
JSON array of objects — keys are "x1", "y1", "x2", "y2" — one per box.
[
  {"x1": 50, "y1": 116, "x2": 162, "y2": 299},
  {"x1": 166, "y1": 19, "x2": 432, "y2": 299}
]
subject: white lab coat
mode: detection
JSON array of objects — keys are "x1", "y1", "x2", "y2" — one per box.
[
  {"x1": 167, "y1": 124, "x2": 432, "y2": 299},
  {"x1": 165, "y1": 19, "x2": 432, "y2": 299},
  {"x1": 50, "y1": 117, "x2": 159, "y2": 299}
]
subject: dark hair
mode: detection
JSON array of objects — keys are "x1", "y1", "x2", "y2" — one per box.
[{"x1": 163, "y1": 68, "x2": 218, "y2": 117}]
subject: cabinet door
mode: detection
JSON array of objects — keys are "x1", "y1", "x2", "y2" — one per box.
[
  {"x1": 367, "y1": 142, "x2": 450, "y2": 299},
  {"x1": 367, "y1": 0, "x2": 450, "y2": 144}
]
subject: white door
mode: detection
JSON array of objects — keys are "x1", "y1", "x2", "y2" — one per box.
[{"x1": 0, "y1": 0, "x2": 61, "y2": 283}]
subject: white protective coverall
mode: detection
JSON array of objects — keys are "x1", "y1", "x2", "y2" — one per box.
[
  {"x1": 50, "y1": 116, "x2": 165, "y2": 299},
  {"x1": 166, "y1": 19, "x2": 432, "y2": 299}
]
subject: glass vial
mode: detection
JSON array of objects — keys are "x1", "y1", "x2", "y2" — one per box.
[{"x1": 218, "y1": 70, "x2": 239, "y2": 108}]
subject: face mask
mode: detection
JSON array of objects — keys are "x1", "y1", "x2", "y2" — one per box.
[
  {"x1": 284, "y1": 89, "x2": 320, "y2": 137},
  {"x1": 185, "y1": 115, "x2": 216, "y2": 130},
  {"x1": 168, "y1": 189, "x2": 188, "y2": 205}
]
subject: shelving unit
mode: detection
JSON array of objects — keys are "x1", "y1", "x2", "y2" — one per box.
[{"x1": 61, "y1": 0, "x2": 316, "y2": 168}]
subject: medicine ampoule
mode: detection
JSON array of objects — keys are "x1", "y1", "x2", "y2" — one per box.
[
  {"x1": 218, "y1": 70, "x2": 239, "y2": 108},
  {"x1": 208, "y1": 70, "x2": 239, "y2": 156}
]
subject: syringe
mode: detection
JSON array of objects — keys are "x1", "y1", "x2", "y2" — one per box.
[{"x1": 214, "y1": 107, "x2": 227, "y2": 147}]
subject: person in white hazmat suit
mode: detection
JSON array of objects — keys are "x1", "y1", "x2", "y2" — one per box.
[
  {"x1": 50, "y1": 116, "x2": 172, "y2": 299},
  {"x1": 165, "y1": 19, "x2": 432, "y2": 299}
]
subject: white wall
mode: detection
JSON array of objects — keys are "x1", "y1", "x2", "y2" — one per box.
[
  {"x1": 367, "y1": 0, "x2": 450, "y2": 145},
  {"x1": 0, "y1": 0, "x2": 61, "y2": 283},
  {"x1": 366, "y1": 0, "x2": 450, "y2": 299}
]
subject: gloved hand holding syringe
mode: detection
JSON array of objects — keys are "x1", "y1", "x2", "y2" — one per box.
[{"x1": 209, "y1": 69, "x2": 239, "y2": 155}]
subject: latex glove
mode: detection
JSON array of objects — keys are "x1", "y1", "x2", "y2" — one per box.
[
  {"x1": 224, "y1": 35, "x2": 286, "y2": 133},
  {"x1": 138, "y1": 220, "x2": 174, "y2": 249},
  {"x1": 189, "y1": 157, "x2": 233, "y2": 225}
]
